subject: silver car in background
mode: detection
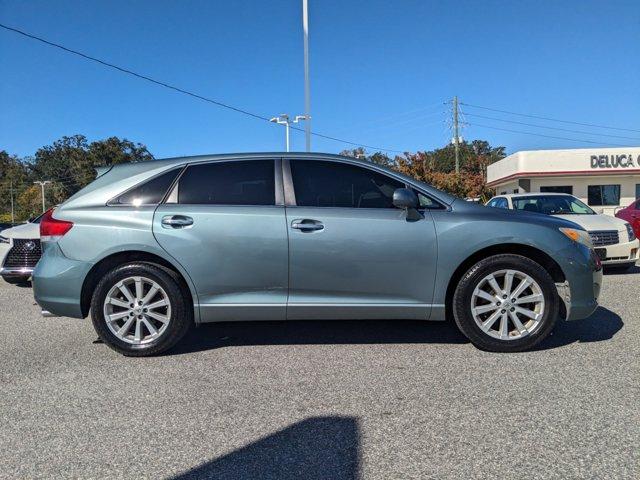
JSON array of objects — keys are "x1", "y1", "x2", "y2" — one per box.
[{"x1": 33, "y1": 153, "x2": 602, "y2": 356}]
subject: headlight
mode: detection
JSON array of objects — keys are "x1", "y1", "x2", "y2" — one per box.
[
  {"x1": 625, "y1": 223, "x2": 636, "y2": 242},
  {"x1": 0, "y1": 235, "x2": 9, "y2": 244},
  {"x1": 559, "y1": 227, "x2": 593, "y2": 248}
]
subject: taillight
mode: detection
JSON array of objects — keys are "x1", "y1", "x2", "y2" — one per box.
[{"x1": 40, "y1": 208, "x2": 74, "y2": 242}]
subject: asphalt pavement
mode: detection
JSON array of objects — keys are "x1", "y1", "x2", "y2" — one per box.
[{"x1": 0, "y1": 269, "x2": 638, "y2": 479}]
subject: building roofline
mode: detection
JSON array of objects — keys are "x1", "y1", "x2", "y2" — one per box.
[{"x1": 487, "y1": 168, "x2": 640, "y2": 187}]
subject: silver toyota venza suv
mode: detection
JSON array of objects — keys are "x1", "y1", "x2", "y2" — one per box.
[{"x1": 33, "y1": 153, "x2": 602, "y2": 356}]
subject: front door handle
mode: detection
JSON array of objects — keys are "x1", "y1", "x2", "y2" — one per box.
[
  {"x1": 291, "y1": 219, "x2": 324, "y2": 231},
  {"x1": 161, "y1": 215, "x2": 193, "y2": 228}
]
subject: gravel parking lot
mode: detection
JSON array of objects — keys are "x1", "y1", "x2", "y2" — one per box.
[{"x1": 0, "y1": 270, "x2": 638, "y2": 479}]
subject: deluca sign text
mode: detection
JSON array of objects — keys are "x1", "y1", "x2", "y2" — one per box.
[{"x1": 590, "y1": 154, "x2": 639, "y2": 169}]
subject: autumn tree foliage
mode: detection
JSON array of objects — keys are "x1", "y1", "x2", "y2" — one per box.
[{"x1": 341, "y1": 140, "x2": 505, "y2": 201}]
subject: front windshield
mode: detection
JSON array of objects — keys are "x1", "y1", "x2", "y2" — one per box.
[{"x1": 512, "y1": 195, "x2": 595, "y2": 215}]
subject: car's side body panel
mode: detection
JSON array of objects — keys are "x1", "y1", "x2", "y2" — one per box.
[
  {"x1": 35, "y1": 205, "x2": 201, "y2": 321},
  {"x1": 153, "y1": 204, "x2": 289, "y2": 322},
  {"x1": 430, "y1": 200, "x2": 600, "y2": 320},
  {"x1": 285, "y1": 206, "x2": 438, "y2": 320}
]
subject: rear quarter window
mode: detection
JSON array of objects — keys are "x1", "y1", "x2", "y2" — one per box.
[{"x1": 110, "y1": 168, "x2": 181, "y2": 206}]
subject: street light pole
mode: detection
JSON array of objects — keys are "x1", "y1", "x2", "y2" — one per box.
[
  {"x1": 33, "y1": 180, "x2": 51, "y2": 213},
  {"x1": 270, "y1": 114, "x2": 291, "y2": 152},
  {"x1": 270, "y1": 114, "x2": 309, "y2": 152},
  {"x1": 302, "y1": 0, "x2": 311, "y2": 151},
  {"x1": 9, "y1": 180, "x2": 15, "y2": 224},
  {"x1": 293, "y1": 114, "x2": 309, "y2": 145}
]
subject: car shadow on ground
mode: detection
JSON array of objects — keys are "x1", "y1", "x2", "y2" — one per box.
[
  {"x1": 535, "y1": 306, "x2": 623, "y2": 350},
  {"x1": 168, "y1": 416, "x2": 360, "y2": 480},
  {"x1": 169, "y1": 305, "x2": 622, "y2": 355},
  {"x1": 169, "y1": 318, "x2": 469, "y2": 355}
]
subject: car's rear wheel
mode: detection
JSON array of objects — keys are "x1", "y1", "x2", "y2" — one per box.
[
  {"x1": 452, "y1": 254, "x2": 558, "y2": 352},
  {"x1": 90, "y1": 263, "x2": 192, "y2": 356}
]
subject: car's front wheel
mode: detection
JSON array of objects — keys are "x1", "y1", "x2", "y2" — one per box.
[
  {"x1": 452, "y1": 254, "x2": 558, "y2": 352},
  {"x1": 90, "y1": 263, "x2": 192, "y2": 356}
]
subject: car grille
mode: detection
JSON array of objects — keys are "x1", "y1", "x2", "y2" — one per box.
[
  {"x1": 3, "y1": 239, "x2": 42, "y2": 269},
  {"x1": 588, "y1": 230, "x2": 619, "y2": 247}
]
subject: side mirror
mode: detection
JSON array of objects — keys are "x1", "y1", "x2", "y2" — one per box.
[
  {"x1": 393, "y1": 188, "x2": 418, "y2": 209},
  {"x1": 392, "y1": 188, "x2": 422, "y2": 221}
]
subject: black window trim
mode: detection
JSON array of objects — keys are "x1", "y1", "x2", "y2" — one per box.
[
  {"x1": 161, "y1": 158, "x2": 282, "y2": 207},
  {"x1": 282, "y1": 157, "x2": 447, "y2": 211},
  {"x1": 106, "y1": 166, "x2": 186, "y2": 207}
]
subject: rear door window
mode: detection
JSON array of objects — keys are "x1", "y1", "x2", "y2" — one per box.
[{"x1": 176, "y1": 160, "x2": 275, "y2": 205}]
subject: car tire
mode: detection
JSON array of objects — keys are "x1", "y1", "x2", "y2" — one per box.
[
  {"x1": 452, "y1": 254, "x2": 558, "y2": 353},
  {"x1": 90, "y1": 262, "x2": 192, "y2": 356}
]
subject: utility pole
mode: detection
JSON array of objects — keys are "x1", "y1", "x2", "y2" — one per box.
[
  {"x1": 9, "y1": 180, "x2": 15, "y2": 225},
  {"x1": 33, "y1": 181, "x2": 51, "y2": 213},
  {"x1": 270, "y1": 114, "x2": 309, "y2": 152},
  {"x1": 302, "y1": 0, "x2": 311, "y2": 151},
  {"x1": 453, "y1": 96, "x2": 460, "y2": 174}
]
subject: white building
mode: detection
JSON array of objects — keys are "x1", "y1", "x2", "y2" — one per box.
[{"x1": 487, "y1": 147, "x2": 640, "y2": 215}]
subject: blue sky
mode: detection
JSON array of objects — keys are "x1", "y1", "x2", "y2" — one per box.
[{"x1": 1, "y1": 0, "x2": 639, "y2": 158}]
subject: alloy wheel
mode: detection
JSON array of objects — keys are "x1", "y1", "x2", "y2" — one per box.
[
  {"x1": 103, "y1": 276, "x2": 172, "y2": 345},
  {"x1": 470, "y1": 269, "x2": 545, "y2": 341}
]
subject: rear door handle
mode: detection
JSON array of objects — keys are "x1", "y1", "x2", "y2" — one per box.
[
  {"x1": 291, "y1": 219, "x2": 324, "y2": 231},
  {"x1": 161, "y1": 215, "x2": 193, "y2": 228}
]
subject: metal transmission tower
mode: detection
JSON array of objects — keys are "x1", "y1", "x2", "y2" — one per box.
[
  {"x1": 33, "y1": 180, "x2": 52, "y2": 213},
  {"x1": 270, "y1": 114, "x2": 309, "y2": 152},
  {"x1": 452, "y1": 96, "x2": 462, "y2": 174}
]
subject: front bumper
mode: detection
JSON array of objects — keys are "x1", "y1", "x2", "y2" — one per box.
[
  {"x1": 0, "y1": 238, "x2": 41, "y2": 279},
  {"x1": 0, "y1": 266, "x2": 34, "y2": 278},
  {"x1": 598, "y1": 238, "x2": 639, "y2": 265},
  {"x1": 557, "y1": 244, "x2": 602, "y2": 321},
  {"x1": 32, "y1": 243, "x2": 93, "y2": 319}
]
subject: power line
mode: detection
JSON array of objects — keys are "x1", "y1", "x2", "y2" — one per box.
[
  {"x1": 355, "y1": 103, "x2": 446, "y2": 127},
  {"x1": 463, "y1": 112, "x2": 640, "y2": 141},
  {"x1": 466, "y1": 122, "x2": 635, "y2": 147},
  {"x1": 0, "y1": 23, "x2": 404, "y2": 154},
  {"x1": 461, "y1": 102, "x2": 640, "y2": 133}
]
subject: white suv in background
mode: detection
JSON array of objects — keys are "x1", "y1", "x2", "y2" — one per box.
[
  {"x1": 0, "y1": 213, "x2": 43, "y2": 284},
  {"x1": 486, "y1": 193, "x2": 639, "y2": 271}
]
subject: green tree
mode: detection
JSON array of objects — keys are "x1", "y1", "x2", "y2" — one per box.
[
  {"x1": 1, "y1": 135, "x2": 153, "y2": 221},
  {"x1": 0, "y1": 151, "x2": 30, "y2": 223},
  {"x1": 15, "y1": 185, "x2": 42, "y2": 221},
  {"x1": 30, "y1": 135, "x2": 154, "y2": 208}
]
